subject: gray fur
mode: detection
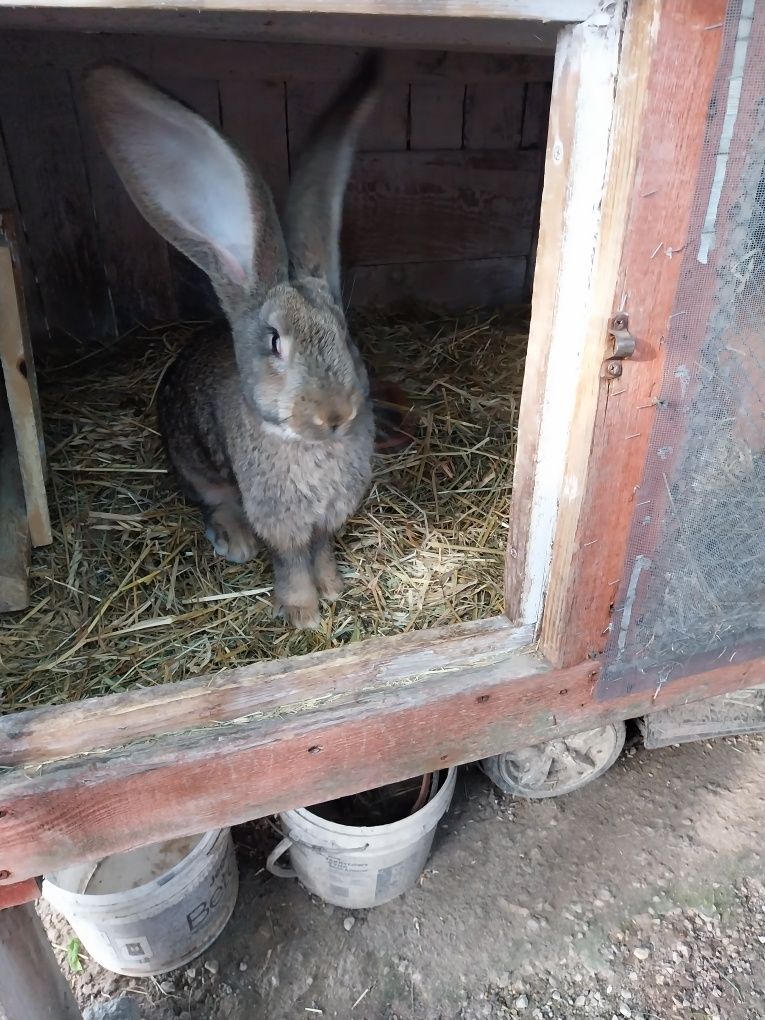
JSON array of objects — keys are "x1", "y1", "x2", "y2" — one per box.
[{"x1": 87, "y1": 57, "x2": 379, "y2": 628}]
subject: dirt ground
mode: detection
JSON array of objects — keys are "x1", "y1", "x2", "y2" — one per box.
[{"x1": 42, "y1": 732, "x2": 765, "y2": 1020}]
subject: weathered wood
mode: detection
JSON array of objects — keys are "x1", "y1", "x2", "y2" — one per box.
[
  {"x1": 71, "y1": 77, "x2": 177, "y2": 331},
  {"x1": 345, "y1": 256, "x2": 528, "y2": 309},
  {"x1": 2, "y1": 624, "x2": 764, "y2": 885},
  {"x1": 0, "y1": 388, "x2": 29, "y2": 611},
  {"x1": 505, "y1": 2, "x2": 624, "y2": 629},
  {"x1": 287, "y1": 82, "x2": 410, "y2": 159},
  {"x1": 0, "y1": 32, "x2": 556, "y2": 84},
  {"x1": 0, "y1": 878, "x2": 39, "y2": 910},
  {"x1": 343, "y1": 150, "x2": 541, "y2": 266},
  {"x1": 220, "y1": 77, "x2": 289, "y2": 205},
  {"x1": 538, "y1": 0, "x2": 728, "y2": 668},
  {"x1": 0, "y1": 66, "x2": 115, "y2": 343},
  {"x1": 463, "y1": 82, "x2": 525, "y2": 150},
  {"x1": 0, "y1": 2, "x2": 599, "y2": 24},
  {"x1": 0, "y1": 225, "x2": 51, "y2": 547},
  {"x1": 409, "y1": 83, "x2": 465, "y2": 150},
  {"x1": 0, "y1": 13, "x2": 562, "y2": 52},
  {"x1": 0, "y1": 903, "x2": 82, "y2": 1019},
  {"x1": 0, "y1": 618, "x2": 533, "y2": 767},
  {"x1": 520, "y1": 81, "x2": 552, "y2": 149}
]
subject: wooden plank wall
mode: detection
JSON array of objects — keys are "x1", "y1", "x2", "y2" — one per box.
[{"x1": 0, "y1": 32, "x2": 551, "y2": 353}]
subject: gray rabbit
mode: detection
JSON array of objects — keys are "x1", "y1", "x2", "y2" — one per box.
[{"x1": 86, "y1": 56, "x2": 380, "y2": 629}]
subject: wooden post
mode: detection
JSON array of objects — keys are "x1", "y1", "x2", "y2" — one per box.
[
  {"x1": 0, "y1": 903, "x2": 82, "y2": 1020},
  {"x1": 0, "y1": 386, "x2": 29, "y2": 611}
]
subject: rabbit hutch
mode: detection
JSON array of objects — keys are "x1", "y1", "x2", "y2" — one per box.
[{"x1": 1, "y1": 0, "x2": 765, "y2": 1011}]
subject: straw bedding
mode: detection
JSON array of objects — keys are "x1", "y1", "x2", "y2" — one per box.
[{"x1": 0, "y1": 309, "x2": 528, "y2": 713}]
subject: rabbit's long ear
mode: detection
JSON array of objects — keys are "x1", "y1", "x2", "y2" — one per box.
[
  {"x1": 85, "y1": 64, "x2": 287, "y2": 308},
  {"x1": 284, "y1": 52, "x2": 380, "y2": 304}
]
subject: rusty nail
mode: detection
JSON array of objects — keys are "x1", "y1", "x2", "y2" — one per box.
[
  {"x1": 0, "y1": 870, "x2": 10, "y2": 881},
  {"x1": 307, "y1": 745, "x2": 323, "y2": 755},
  {"x1": 606, "y1": 361, "x2": 623, "y2": 378},
  {"x1": 476, "y1": 694, "x2": 490, "y2": 704}
]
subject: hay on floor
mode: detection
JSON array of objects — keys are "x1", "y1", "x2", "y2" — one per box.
[{"x1": 0, "y1": 309, "x2": 528, "y2": 712}]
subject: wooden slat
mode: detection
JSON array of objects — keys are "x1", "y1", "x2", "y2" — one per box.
[
  {"x1": 504, "y1": 3, "x2": 624, "y2": 628},
  {"x1": 463, "y1": 82, "x2": 525, "y2": 149},
  {"x1": 0, "y1": 67, "x2": 115, "y2": 343},
  {"x1": 0, "y1": 2, "x2": 599, "y2": 24},
  {"x1": 345, "y1": 256, "x2": 527, "y2": 309},
  {"x1": 0, "y1": 13, "x2": 562, "y2": 52},
  {"x1": 220, "y1": 77, "x2": 289, "y2": 205},
  {"x1": 409, "y1": 83, "x2": 465, "y2": 150},
  {"x1": 0, "y1": 903, "x2": 82, "y2": 1019},
  {"x1": 0, "y1": 388, "x2": 29, "y2": 611},
  {"x1": 343, "y1": 150, "x2": 541, "y2": 266},
  {"x1": 0, "y1": 225, "x2": 51, "y2": 547},
  {"x1": 538, "y1": 0, "x2": 729, "y2": 668},
  {"x1": 0, "y1": 32, "x2": 557, "y2": 84},
  {"x1": 1, "y1": 625, "x2": 764, "y2": 884},
  {"x1": 520, "y1": 81, "x2": 552, "y2": 149},
  {"x1": 0, "y1": 618, "x2": 533, "y2": 767},
  {"x1": 71, "y1": 77, "x2": 177, "y2": 331},
  {"x1": 0, "y1": 879, "x2": 39, "y2": 911}
]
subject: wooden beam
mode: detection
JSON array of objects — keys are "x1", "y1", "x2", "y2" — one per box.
[
  {"x1": 0, "y1": 216, "x2": 51, "y2": 547},
  {"x1": 0, "y1": 386, "x2": 29, "y2": 611},
  {"x1": 1, "y1": 617, "x2": 763, "y2": 885},
  {"x1": 0, "y1": 903, "x2": 82, "y2": 1019},
  {"x1": 0, "y1": 878, "x2": 40, "y2": 911},
  {"x1": 0, "y1": 1, "x2": 599, "y2": 23},
  {"x1": 505, "y1": 1, "x2": 624, "y2": 628},
  {"x1": 538, "y1": 0, "x2": 728, "y2": 667}
]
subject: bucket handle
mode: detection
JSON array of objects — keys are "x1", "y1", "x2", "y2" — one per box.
[{"x1": 266, "y1": 838, "x2": 297, "y2": 879}]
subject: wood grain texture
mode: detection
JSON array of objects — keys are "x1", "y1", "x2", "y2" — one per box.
[
  {"x1": 0, "y1": 617, "x2": 533, "y2": 766},
  {"x1": 343, "y1": 150, "x2": 541, "y2": 266},
  {"x1": 0, "y1": 229, "x2": 50, "y2": 546},
  {"x1": 539, "y1": 0, "x2": 728, "y2": 668},
  {"x1": 71, "y1": 77, "x2": 177, "y2": 332},
  {"x1": 0, "y1": 12, "x2": 563, "y2": 52},
  {"x1": 464, "y1": 82, "x2": 525, "y2": 149},
  {"x1": 0, "y1": 32, "x2": 556, "y2": 84},
  {"x1": 0, "y1": 388, "x2": 29, "y2": 611},
  {"x1": 2, "y1": 632, "x2": 764, "y2": 884},
  {"x1": 0, "y1": 878, "x2": 39, "y2": 910},
  {"x1": 0, "y1": 903, "x2": 82, "y2": 1019},
  {"x1": 287, "y1": 81, "x2": 410, "y2": 158},
  {"x1": 344, "y1": 256, "x2": 528, "y2": 309},
  {"x1": 409, "y1": 83, "x2": 465, "y2": 150},
  {"x1": 520, "y1": 81, "x2": 552, "y2": 149},
  {"x1": 220, "y1": 77, "x2": 289, "y2": 204},
  {"x1": 0, "y1": 66, "x2": 115, "y2": 343},
  {"x1": 505, "y1": 10, "x2": 623, "y2": 627},
  {"x1": 0, "y1": 1, "x2": 598, "y2": 23}
]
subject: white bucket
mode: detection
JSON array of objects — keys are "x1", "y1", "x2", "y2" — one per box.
[
  {"x1": 42, "y1": 829, "x2": 238, "y2": 976},
  {"x1": 267, "y1": 768, "x2": 457, "y2": 908}
]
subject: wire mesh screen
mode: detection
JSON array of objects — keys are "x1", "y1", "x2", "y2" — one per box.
[{"x1": 603, "y1": 0, "x2": 765, "y2": 688}]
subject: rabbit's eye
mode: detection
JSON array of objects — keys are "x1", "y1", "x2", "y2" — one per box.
[{"x1": 269, "y1": 329, "x2": 282, "y2": 358}]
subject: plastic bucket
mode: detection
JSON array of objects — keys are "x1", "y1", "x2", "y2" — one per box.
[
  {"x1": 267, "y1": 768, "x2": 457, "y2": 908},
  {"x1": 42, "y1": 829, "x2": 238, "y2": 976}
]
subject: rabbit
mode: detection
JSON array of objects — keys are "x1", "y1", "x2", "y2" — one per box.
[{"x1": 85, "y1": 56, "x2": 380, "y2": 629}]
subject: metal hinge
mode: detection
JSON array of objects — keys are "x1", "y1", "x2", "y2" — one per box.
[{"x1": 604, "y1": 313, "x2": 636, "y2": 378}]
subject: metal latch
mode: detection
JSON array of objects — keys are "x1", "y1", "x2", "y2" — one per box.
[{"x1": 605, "y1": 313, "x2": 636, "y2": 378}]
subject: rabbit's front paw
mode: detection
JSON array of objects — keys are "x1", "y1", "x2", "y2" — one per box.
[
  {"x1": 205, "y1": 504, "x2": 258, "y2": 564},
  {"x1": 315, "y1": 562, "x2": 344, "y2": 602},
  {"x1": 273, "y1": 599, "x2": 322, "y2": 630}
]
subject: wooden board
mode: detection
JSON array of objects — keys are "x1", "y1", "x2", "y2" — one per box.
[
  {"x1": 0, "y1": 224, "x2": 51, "y2": 547},
  {"x1": 537, "y1": 0, "x2": 729, "y2": 668},
  {"x1": 0, "y1": 903, "x2": 82, "y2": 1019},
  {"x1": 1, "y1": 617, "x2": 764, "y2": 884},
  {"x1": 464, "y1": 82, "x2": 525, "y2": 150},
  {"x1": 0, "y1": 67, "x2": 115, "y2": 343},
  {"x1": 0, "y1": 878, "x2": 39, "y2": 911},
  {"x1": 0, "y1": 1, "x2": 599, "y2": 23},
  {"x1": 0, "y1": 388, "x2": 29, "y2": 611},
  {"x1": 410, "y1": 83, "x2": 465, "y2": 150},
  {"x1": 343, "y1": 150, "x2": 541, "y2": 266},
  {"x1": 0, "y1": 11, "x2": 563, "y2": 52},
  {"x1": 504, "y1": 2, "x2": 624, "y2": 629},
  {"x1": 344, "y1": 256, "x2": 527, "y2": 309}
]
